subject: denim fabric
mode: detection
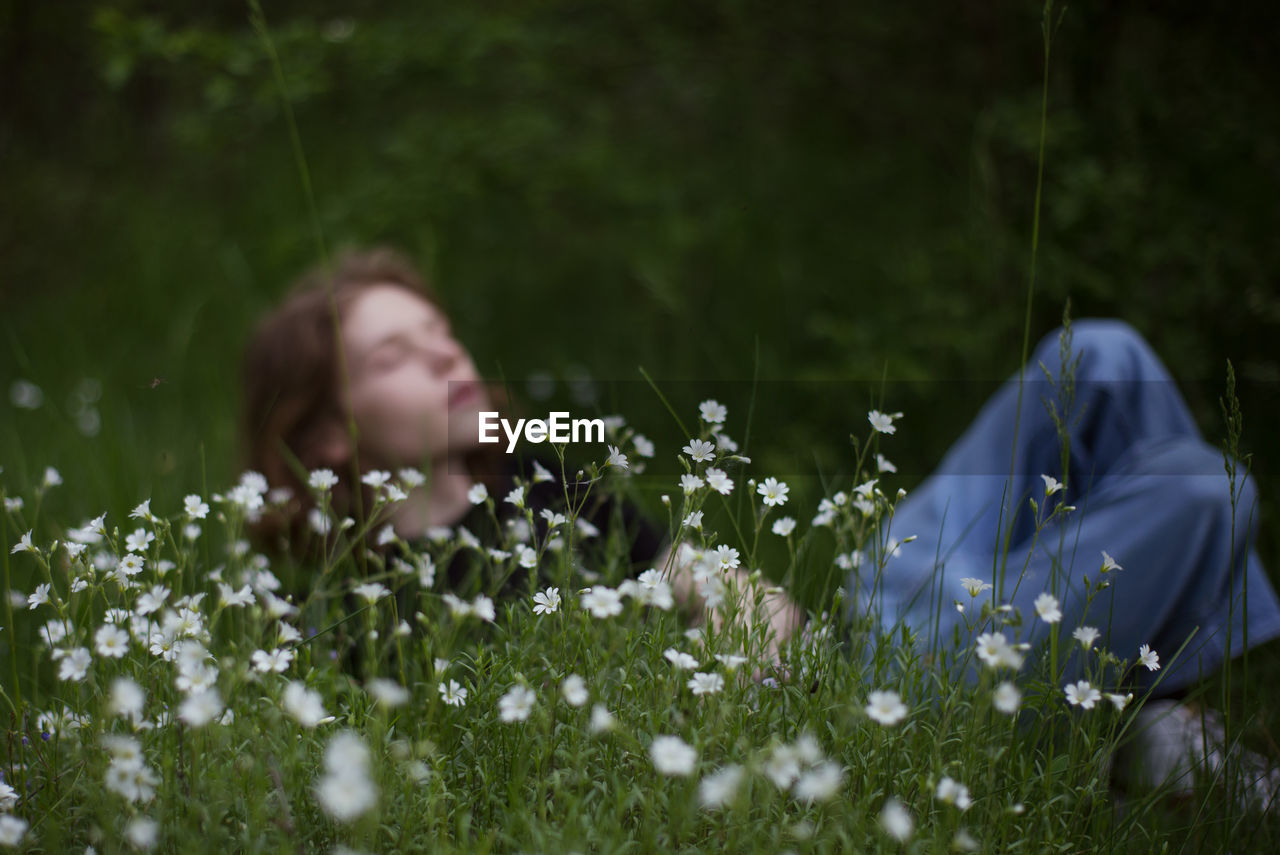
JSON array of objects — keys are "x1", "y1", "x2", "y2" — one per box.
[{"x1": 847, "y1": 319, "x2": 1280, "y2": 696}]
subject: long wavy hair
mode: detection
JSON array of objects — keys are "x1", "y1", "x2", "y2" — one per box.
[{"x1": 240, "y1": 246, "x2": 506, "y2": 554}]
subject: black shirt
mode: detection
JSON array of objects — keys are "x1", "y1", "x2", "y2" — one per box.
[
  {"x1": 426, "y1": 453, "x2": 667, "y2": 597},
  {"x1": 329, "y1": 454, "x2": 665, "y2": 677}
]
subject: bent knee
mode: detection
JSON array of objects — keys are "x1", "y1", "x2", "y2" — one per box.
[
  {"x1": 1035, "y1": 318, "x2": 1164, "y2": 383},
  {"x1": 1069, "y1": 318, "x2": 1145, "y2": 352}
]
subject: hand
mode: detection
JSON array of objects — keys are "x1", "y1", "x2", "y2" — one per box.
[
  {"x1": 713, "y1": 569, "x2": 806, "y2": 680},
  {"x1": 658, "y1": 543, "x2": 806, "y2": 675}
]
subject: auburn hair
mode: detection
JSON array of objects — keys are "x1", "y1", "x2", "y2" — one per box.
[{"x1": 240, "y1": 246, "x2": 506, "y2": 554}]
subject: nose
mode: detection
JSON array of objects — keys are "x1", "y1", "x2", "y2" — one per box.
[{"x1": 423, "y1": 333, "x2": 464, "y2": 375}]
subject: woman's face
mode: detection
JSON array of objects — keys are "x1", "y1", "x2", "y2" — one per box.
[{"x1": 338, "y1": 283, "x2": 490, "y2": 469}]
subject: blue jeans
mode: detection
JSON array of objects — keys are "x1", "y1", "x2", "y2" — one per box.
[{"x1": 847, "y1": 319, "x2": 1280, "y2": 696}]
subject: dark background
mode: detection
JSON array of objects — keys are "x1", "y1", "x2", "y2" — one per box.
[{"x1": 2, "y1": 0, "x2": 1278, "y2": 572}]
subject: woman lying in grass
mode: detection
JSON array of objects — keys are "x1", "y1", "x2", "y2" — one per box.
[
  {"x1": 241, "y1": 247, "x2": 806, "y2": 661},
  {"x1": 242, "y1": 246, "x2": 1280, "y2": 806}
]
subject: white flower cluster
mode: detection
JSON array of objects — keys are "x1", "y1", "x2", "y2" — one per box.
[
  {"x1": 974, "y1": 631, "x2": 1026, "y2": 670},
  {"x1": 935, "y1": 775, "x2": 973, "y2": 810},
  {"x1": 283, "y1": 681, "x2": 330, "y2": 727},
  {"x1": 11, "y1": 486, "x2": 328, "y2": 751},
  {"x1": 578, "y1": 567, "x2": 676, "y2": 618},
  {"x1": 314, "y1": 731, "x2": 379, "y2": 822},
  {"x1": 813, "y1": 476, "x2": 885, "y2": 528},
  {"x1": 441, "y1": 592, "x2": 497, "y2": 622},
  {"x1": 674, "y1": 543, "x2": 741, "y2": 611},
  {"x1": 103, "y1": 733, "x2": 159, "y2": 803},
  {"x1": 762, "y1": 734, "x2": 845, "y2": 803}
]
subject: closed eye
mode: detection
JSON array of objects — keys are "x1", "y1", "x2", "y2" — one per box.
[{"x1": 367, "y1": 340, "x2": 411, "y2": 371}]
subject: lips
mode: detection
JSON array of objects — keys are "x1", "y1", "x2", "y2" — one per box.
[{"x1": 449, "y1": 381, "x2": 479, "y2": 410}]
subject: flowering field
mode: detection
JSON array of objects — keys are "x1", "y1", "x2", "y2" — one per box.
[
  {"x1": 4, "y1": 0, "x2": 1280, "y2": 850},
  {"x1": 2, "y1": 395, "x2": 1273, "y2": 854}
]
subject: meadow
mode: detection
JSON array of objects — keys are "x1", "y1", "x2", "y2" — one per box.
[
  {"x1": 2, "y1": 387, "x2": 1276, "y2": 853},
  {"x1": 2, "y1": 1, "x2": 1280, "y2": 852}
]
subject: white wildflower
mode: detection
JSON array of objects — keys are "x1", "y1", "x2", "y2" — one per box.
[
  {"x1": 704, "y1": 468, "x2": 733, "y2": 495},
  {"x1": 95, "y1": 624, "x2": 130, "y2": 658},
  {"x1": 26, "y1": 582, "x2": 49, "y2": 609},
  {"x1": 283, "y1": 682, "x2": 328, "y2": 727},
  {"x1": 352, "y1": 582, "x2": 390, "y2": 604},
  {"x1": 251, "y1": 647, "x2": 294, "y2": 674},
  {"x1": 463, "y1": 593, "x2": 492, "y2": 622},
  {"x1": 935, "y1": 776, "x2": 972, "y2": 810},
  {"x1": 687, "y1": 672, "x2": 725, "y2": 696},
  {"x1": 1064, "y1": 680, "x2": 1101, "y2": 710},
  {"x1": 650, "y1": 735, "x2": 697, "y2": 776},
  {"x1": 581, "y1": 586, "x2": 623, "y2": 618},
  {"x1": 683, "y1": 439, "x2": 716, "y2": 464},
  {"x1": 183, "y1": 495, "x2": 209, "y2": 520},
  {"x1": 714, "y1": 653, "x2": 749, "y2": 670},
  {"x1": 664, "y1": 648, "x2": 699, "y2": 670},
  {"x1": 793, "y1": 761, "x2": 844, "y2": 803},
  {"x1": 532, "y1": 587, "x2": 561, "y2": 615},
  {"x1": 498, "y1": 685, "x2": 536, "y2": 723},
  {"x1": 1034, "y1": 592, "x2": 1062, "y2": 623},
  {"x1": 975, "y1": 631, "x2": 1024, "y2": 670},
  {"x1": 218, "y1": 583, "x2": 254, "y2": 608},
  {"x1": 993, "y1": 682, "x2": 1021, "y2": 715},
  {"x1": 757, "y1": 477, "x2": 789, "y2": 507},
  {"x1": 605, "y1": 445, "x2": 629, "y2": 470},
  {"x1": 699, "y1": 400, "x2": 727, "y2": 424},
  {"x1": 867, "y1": 410, "x2": 902, "y2": 435},
  {"x1": 589, "y1": 704, "x2": 614, "y2": 734},
  {"x1": 178, "y1": 689, "x2": 224, "y2": 727},
  {"x1": 879, "y1": 798, "x2": 913, "y2": 842},
  {"x1": 1106, "y1": 692, "x2": 1134, "y2": 711},
  {"x1": 314, "y1": 731, "x2": 378, "y2": 822},
  {"x1": 865, "y1": 690, "x2": 908, "y2": 726},
  {"x1": 124, "y1": 817, "x2": 158, "y2": 851},
  {"x1": 438, "y1": 680, "x2": 467, "y2": 707},
  {"x1": 699, "y1": 763, "x2": 745, "y2": 809},
  {"x1": 1072, "y1": 625, "x2": 1100, "y2": 650},
  {"x1": 110, "y1": 677, "x2": 146, "y2": 722},
  {"x1": 58, "y1": 647, "x2": 91, "y2": 681},
  {"x1": 124, "y1": 528, "x2": 154, "y2": 553},
  {"x1": 561, "y1": 674, "x2": 588, "y2": 707},
  {"x1": 367, "y1": 678, "x2": 410, "y2": 708},
  {"x1": 309, "y1": 469, "x2": 339, "y2": 491},
  {"x1": 3, "y1": 808, "x2": 33, "y2": 840}
]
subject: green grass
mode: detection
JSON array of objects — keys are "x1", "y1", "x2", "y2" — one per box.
[
  {"x1": 2, "y1": 389, "x2": 1277, "y2": 854},
  {"x1": 3, "y1": 1, "x2": 1280, "y2": 851}
]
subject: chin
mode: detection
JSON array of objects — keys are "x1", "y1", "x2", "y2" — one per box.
[{"x1": 442, "y1": 420, "x2": 485, "y2": 458}]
